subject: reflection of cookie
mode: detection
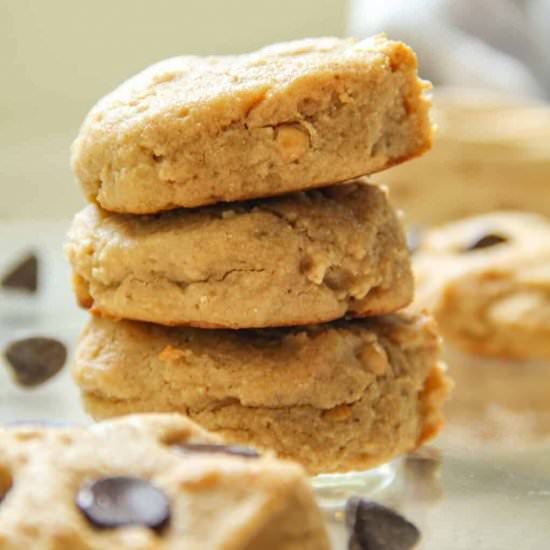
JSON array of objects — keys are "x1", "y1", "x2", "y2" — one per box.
[
  {"x1": 71, "y1": 35, "x2": 431, "y2": 213},
  {"x1": 0, "y1": 414, "x2": 329, "y2": 549},
  {"x1": 442, "y1": 347, "x2": 550, "y2": 447},
  {"x1": 413, "y1": 212, "x2": 550, "y2": 359},
  {"x1": 74, "y1": 313, "x2": 450, "y2": 475},
  {"x1": 66, "y1": 182, "x2": 413, "y2": 328}
]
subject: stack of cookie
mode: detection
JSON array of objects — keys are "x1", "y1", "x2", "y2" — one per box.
[{"x1": 67, "y1": 35, "x2": 450, "y2": 475}]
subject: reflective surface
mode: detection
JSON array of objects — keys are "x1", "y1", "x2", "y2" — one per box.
[
  {"x1": 312, "y1": 462, "x2": 398, "y2": 510},
  {"x1": 1, "y1": 222, "x2": 550, "y2": 549}
]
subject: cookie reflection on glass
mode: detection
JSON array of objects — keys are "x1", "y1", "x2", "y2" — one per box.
[{"x1": 442, "y1": 347, "x2": 550, "y2": 448}]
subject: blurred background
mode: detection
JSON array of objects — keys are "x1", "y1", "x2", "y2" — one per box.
[
  {"x1": 1, "y1": 0, "x2": 549, "y2": 222},
  {"x1": 0, "y1": 0, "x2": 348, "y2": 220}
]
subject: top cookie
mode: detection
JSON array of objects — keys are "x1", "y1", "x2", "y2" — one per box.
[
  {"x1": 72, "y1": 35, "x2": 431, "y2": 213},
  {"x1": 0, "y1": 413, "x2": 329, "y2": 549},
  {"x1": 412, "y1": 212, "x2": 550, "y2": 360}
]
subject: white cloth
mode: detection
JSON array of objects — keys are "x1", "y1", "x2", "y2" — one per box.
[{"x1": 348, "y1": 0, "x2": 550, "y2": 99}]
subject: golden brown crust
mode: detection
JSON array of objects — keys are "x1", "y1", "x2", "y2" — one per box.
[
  {"x1": 66, "y1": 181, "x2": 413, "y2": 328},
  {"x1": 72, "y1": 35, "x2": 431, "y2": 213},
  {"x1": 74, "y1": 313, "x2": 449, "y2": 474}
]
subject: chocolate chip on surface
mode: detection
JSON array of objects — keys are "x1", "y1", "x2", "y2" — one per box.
[
  {"x1": 3, "y1": 337, "x2": 67, "y2": 387},
  {"x1": 177, "y1": 442, "x2": 260, "y2": 458},
  {"x1": 346, "y1": 497, "x2": 420, "y2": 550},
  {"x1": 463, "y1": 232, "x2": 508, "y2": 251},
  {"x1": 76, "y1": 476, "x2": 170, "y2": 530},
  {"x1": 1, "y1": 253, "x2": 38, "y2": 292}
]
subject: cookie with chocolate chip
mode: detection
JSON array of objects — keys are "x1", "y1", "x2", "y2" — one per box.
[
  {"x1": 412, "y1": 211, "x2": 550, "y2": 359},
  {"x1": 73, "y1": 312, "x2": 450, "y2": 475},
  {"x1": 0, "y1": 413, "x2": 328, "y2": 549}
]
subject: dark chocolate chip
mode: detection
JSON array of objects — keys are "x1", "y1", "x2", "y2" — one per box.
[
  {"x1": 463, "y1": 233, "x2": 508, "y2": 251},
  {"x1": 405, "y1": 226, "x2": 423, "y2": 255},
  {"x1": 1, "y1": 253, "x2": 38, "y2": 292},
  {"x1": 76, "y1": 476, "x2": 170, "y2": 531},
  {"x1": 346, "y1": 497, "x2": 420, "y2": 550},
  {"x1": 3, "y1": 337, "x2": 67, "y2": 387},
  {"x1": 176, "y1": 442, "x2": 260, "y2": 458}
]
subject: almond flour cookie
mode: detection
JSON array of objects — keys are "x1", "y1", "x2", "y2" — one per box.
[
  {"x1": 72, "y1": 35, "x2": 432, "y2": 213},
  {"x1": 73, "y1": 313, "x2": 450, "y2": 475},
  {"x1": 0, "y1": 414, "x2": 329, "y2": 549},
  {"x1": 413, "y1": 212, "x2": 550, "y2": 359},
  {"x1": 66, "y1": 181, "x2": 413, "y2": 328}
]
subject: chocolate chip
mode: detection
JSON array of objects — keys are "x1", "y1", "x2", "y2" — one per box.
[
  {"x1": 463, "y1": 233, "x2": 508, "y2": 251},
  {"x1": 3, "y1": 337, "x2": 67, "y2": 387},
  {"x1": 405, "y1": 226, "x2": 423, "y2": 255},
  {"x1": 1, "y1": 253, "x2": 38, "y2": 292},
  {"x1": 176, "y1": 442, "x2": 260, "y2": 458},
  {"x1": 346, "y1": 497, "x2": 420, "y2": 550},
  {"x1": 76, "y1": 476, "x2": 170, "y2": 531}
]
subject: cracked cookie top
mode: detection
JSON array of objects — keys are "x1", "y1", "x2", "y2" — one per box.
[{"x1": 66, "y1": 179, "x2": 413, "y2": 328}]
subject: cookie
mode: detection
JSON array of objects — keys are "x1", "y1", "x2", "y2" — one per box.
[
  {"x1": 73, "y1": 313, "x2": 450, "y2": 475},
  {"x1": 413, "y1": 212, "x2": 550, "y2": 359},
  {"x1": 0, "y1": 413, "x2": 329, "y2": 549},
  {"x1": 71, "y1": 35, "x2": 431, "y2": 213},
  {"x1": 66, "y1": 181, "x2": 413, "y2": 328}
]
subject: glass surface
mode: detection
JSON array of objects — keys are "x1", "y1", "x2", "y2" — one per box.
[
  {"x1": 312, "y1": 462, "x2": 398, "y2": 510},
  {"x1": 1, "y1": 222, "x2": 550, "y2": 549}
]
